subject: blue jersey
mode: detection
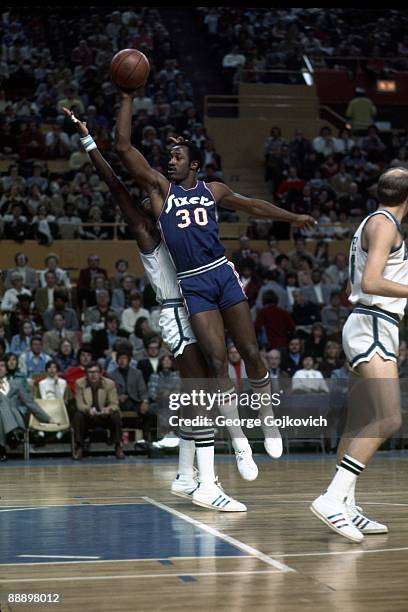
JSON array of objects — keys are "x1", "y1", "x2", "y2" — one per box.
[{"x1": 158, "y1": 181, "x2": 226, "y2": 278}]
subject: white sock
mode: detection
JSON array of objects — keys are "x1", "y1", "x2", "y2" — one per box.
[
  {"x1": 196, "y1": 445, "x2": 216, "y2": 484},
  {"x1": 178, "y1": 438, "x2": 195, "y2": 477},
  {"x1": 336, "y1": 463, "x2": 356, "y2": 506},
  {"x1": 326, "y1": 455, "x2": 365, "y2": 503},
  {"x1": 217, "y1": 387, "x2": 249, "y2": 452},
  {"x1": 249, "y1": 373, "x2": 280, "y2": 438}
]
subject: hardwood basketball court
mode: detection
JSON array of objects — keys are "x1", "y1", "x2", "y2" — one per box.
[{"x1": 0, "y1": 454, "x2": 407, "y2": 611}]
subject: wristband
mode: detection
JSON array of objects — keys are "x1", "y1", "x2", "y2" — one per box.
[{"x1": 80, "y1": 134, "x2": 97, "y2": 152}]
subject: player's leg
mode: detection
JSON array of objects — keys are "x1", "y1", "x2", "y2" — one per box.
[
  {"x1": 172, "y1": 342, "x2": 246, "y2": 510},
  {"x1": 311, "y1": 354, "x2": 401, "y2": 542},
  {"x1": 221, "y1": 299, "x2": 283, "y2": 459}
]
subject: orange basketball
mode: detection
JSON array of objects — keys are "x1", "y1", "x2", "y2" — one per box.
[{"x1": 110, "y1": 48, "x2": 150, "y2": 90}]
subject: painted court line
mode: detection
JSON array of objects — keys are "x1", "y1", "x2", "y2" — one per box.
[
  {"x1": 143, "y1": 496, "x2": 295, "y2": 574},
  {"x1": 18, "y1": 555, "x2": 101, "y2": 560},
  {"x1": 1, "y1": 569, "x2": 282, "y2": 584},
  {"x1": 0, "y1": 556, "x2": 254, "y2": 568},
  {"x1": 272, "y1": 547, "x2": 408, "y2": 558}
]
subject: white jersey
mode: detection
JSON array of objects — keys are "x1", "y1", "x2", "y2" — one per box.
[
  {"x1": 139, "y1": 241, "x2": 182, "y2": 303},
  {"x1": 349, "y1": 209, "x2": 408, "y2": 317}
]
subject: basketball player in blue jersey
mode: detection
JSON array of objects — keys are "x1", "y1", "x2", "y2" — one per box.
[
  {"x1": 115, "y1": 89, "x2": 316, "y2": 472},
  {"x1": 311, "y1": 167, "x2": 408, "y2": 542},
  {"x1": 63, "y1": 105, "x2": 289, "y2": 511}
]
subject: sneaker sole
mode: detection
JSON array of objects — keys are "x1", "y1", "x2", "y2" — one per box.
[
  {"x1": 170, "y1": 489, "x2": 195, "y2": 500},
  {"x1": 361, "y1": 525, "x2": 389, "y2": 534},
  {"x1": 310, "y1": 504, "x2": 364, "y2": 543},
  {"x1": 192, "y1": 498, "x2": 247, "y2": 512}
]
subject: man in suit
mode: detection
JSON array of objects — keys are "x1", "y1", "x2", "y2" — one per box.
[
  {"x1": 83, "y1": 291, "x2": 120, "y2": 337},
  {"x1": 35, "y1": 270, "x2": 58, "y2": 317},
  {"x1": 76, "y1": 255, "x2": 108, "y2": 308},
  {"x1": 0, "y1": 357, "x2": 56, "y2": 460},
  {"x1": 73, "y1": 362, "x2": 124, "y2": 460},
  {"x1": 4, "y1": 252, "x2": 38, "y2": 292},
  {"x1": 137, "y1": 335, "x2": 162, "y2": 385},
  {"x1": 109, "y1": 352, "x2": 155, "y2": 443},
  {"x1": 42, "y1": 290, "x2": 79, "y2": 331},
  {"x1": 302, "y1": 269, "x2": 334, "y2": 307},
  {"x1": 91, "y1": 313, "x2": 127, "y2": 360},
  {"x1": 43, "y1": 313, "x2": 80, "y2": 356},
  {"x1": 266, "y1": 348, "x2": 290, "y2": 393},
  {"x1": 280, "y1": 336, "x2": 304, "y2": 378}
]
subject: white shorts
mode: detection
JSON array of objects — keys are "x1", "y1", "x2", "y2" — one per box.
[
  {"x1": 343, "y1": 305, "x2": 400, "y2": 369},
  {"x1": 159, "y1": 299, "x2": 196, "y2": 358}
]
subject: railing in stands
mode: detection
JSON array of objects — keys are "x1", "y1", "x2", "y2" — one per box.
[{"x1": 308, "y1": 55, "x2": 408, "y2": 73}]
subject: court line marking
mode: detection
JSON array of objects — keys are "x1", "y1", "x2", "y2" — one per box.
[
  {"x1": 143, "y1": 496, "x2": 295, "y2": 574},
  {"x1": 0, "y1": 507, "x2": 53, "y2": 512},
  {"x1": 18, "y1": 555, "x2": 101, "y2": 560},
  {"x1": 0, "y1": 556, "x2": 254, "y2": 568},
  {"x1": 0, "y1": 569, "x2": 282, "y2": 584},
  {"x1": 271, "y1": 546, "x2": 408, "y2": 558}
]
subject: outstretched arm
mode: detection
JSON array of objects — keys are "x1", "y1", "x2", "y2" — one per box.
[
  {"x1": 114, "y1": 90, "x2": 168, "y2": 216},
  {"x1": 209, "y1": 182, "x2": 317, "y2": 230},
  {"x1": 62, "y1": 107, "x2": 160, "y2": 252}
]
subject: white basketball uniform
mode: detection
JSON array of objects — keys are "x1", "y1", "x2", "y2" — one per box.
[
  {"x1": 139, "y1": 241, "x2": 196, "y2": 357},
  {"x1": 344, "y1": 209, "x2": 408, "y2": 368}
]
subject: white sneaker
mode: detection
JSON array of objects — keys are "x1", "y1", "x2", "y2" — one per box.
[
  {"x1": 235, "y1": 445, "x2": 258, "y2": 481},
  {"x1": 152, "y1": 435, "x2": 180, "y2": 449},
  {"x1": 347, "y1": 504, "x2": 388, "y2": 534},
  {"x1": 171, "y1": 473, "x2": 198, "y2": 499},
  {"x1": 310, "y1": 494, "x2": 364, "y2": 543},
  {"x1": 192, "y1": 481, "x2": 247, "y2": 512},
  {"x1": 264, "y1": 428, "x2": 283, "y2": 459}
]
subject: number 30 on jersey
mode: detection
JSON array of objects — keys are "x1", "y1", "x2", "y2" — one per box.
[{"x1": 176, "y1": 207, "x2": 209, "y2": 228}]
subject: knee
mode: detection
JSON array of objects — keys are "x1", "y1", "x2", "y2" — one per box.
[
  {"x1": 207, "y1": 356, "x2": 228, "y2": 378},
  {"x1": 239, "y1": 343, "x2": 261, "y2": 367},
  {"x1": 384, "y1": 413, "x2": 402, "y2": 437}
]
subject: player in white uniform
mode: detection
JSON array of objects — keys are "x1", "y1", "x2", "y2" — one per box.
[
  {"x1": 64, "y1": 107, "x2": 263, "y2": 511},
  {"x1": 311, "y1": 167, "x2": 408, "y2": 542}
]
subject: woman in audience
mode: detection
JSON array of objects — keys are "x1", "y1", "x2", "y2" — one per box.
[
  {"x1": 54, "y1": 338, "x2": 78, "y2": 373},
  {"x1": 10, "y1": 319, "x2": 35, "y2": 356},
  {"x1": 5, "y1": 352, "x2": 29, "y2": 390},
  {"x1": 319, "y1": 341, "x2": 343, "y2": 378},
  {"x1": 304, "y1": 322, "x2": 328, "y2": 363}
]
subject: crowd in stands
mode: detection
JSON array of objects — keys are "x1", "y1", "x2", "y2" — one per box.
[
  {"x1": 257, "y1": 122, "x2": 408, "y2": 241},
  {"x1": 0, "y1": 8, "x2": 407, "y2": 458},
  {"x1": 0, "y1": 7, "x2": 223, "y2": 244},
  {"x1": 197, "y1": 8, "x2": 408, "y2": 87},
  {"x1": 0, "y1": 237, "x2": 407, "y2": 459}
]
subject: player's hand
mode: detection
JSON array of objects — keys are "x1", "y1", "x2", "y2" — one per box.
[
  {"x1": 61, "y1": 106, "x2": 89, "y2": 137},
  {"x1": 118, "y1": 86, "x2": 144, "y2": 99},
  {"x1": 294, "y1": 214, "x2": 318, "y2": 230}
]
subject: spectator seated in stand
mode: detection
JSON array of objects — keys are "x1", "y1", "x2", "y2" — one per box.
[{"x1": 72, "y1": 362, "x2": 125, "y2": 461}]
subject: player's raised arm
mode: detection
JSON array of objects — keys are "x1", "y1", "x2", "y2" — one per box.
[
  {"x1": 62, "y1": 107, "x2": 159, "y2": 252},
  {"x1": 114, "y1": 90, "x2": 169, "y2": 212},
  {"x1": 208, "y1": 182, "x2": 317, "y2": 230},
  {"x1": 361, "y1": 215, "x2": 408, "y2": 298}
]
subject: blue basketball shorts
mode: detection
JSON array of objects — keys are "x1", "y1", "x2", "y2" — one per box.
[{"x1": 178, "y1": 261, "x2": 247, "y2": 316}]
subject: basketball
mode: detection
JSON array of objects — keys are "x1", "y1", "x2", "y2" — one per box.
[{"x1": 110, "y1": 48, "x2": 150, "y2": 90}]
